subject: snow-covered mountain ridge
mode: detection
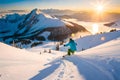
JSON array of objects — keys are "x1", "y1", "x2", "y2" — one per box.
[{"x1": 0, "y1": 8, "x2": 89, "y2": 48}]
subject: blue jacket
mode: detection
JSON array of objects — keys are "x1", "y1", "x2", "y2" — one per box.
[{"x1": 65, "y1": 40, "x2": 77, "y2": 51}]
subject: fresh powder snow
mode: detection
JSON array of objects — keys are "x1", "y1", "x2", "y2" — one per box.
[{"x1": 0, "y1": 30, "x2": 120, "y2": 80}]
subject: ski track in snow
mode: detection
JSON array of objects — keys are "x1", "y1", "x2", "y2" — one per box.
[
  {"x1": 30, "y1": 54, "x2": 115, "y2": 80},
  {"x1": 44, "y1": 58, "x2": 84, "y2": 80},
  {"x1": 30, "y1": 55, "x2": 84, "y2": 80}
]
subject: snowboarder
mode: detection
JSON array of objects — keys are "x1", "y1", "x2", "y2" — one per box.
[{"x1": 64, "y1": 38, "x2": 77, "y2": 56}]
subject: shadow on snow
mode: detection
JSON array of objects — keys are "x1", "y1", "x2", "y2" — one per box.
[
  {"x1": 29, "y1": 58, "x2": 64, "y2": 80},
  {"x1": 29, "y1": 55, "x2": 118, "y2": 80}
]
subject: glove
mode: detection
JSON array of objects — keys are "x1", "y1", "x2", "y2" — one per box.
[{"x1": 76, "y1": 43, "x2": 77, "y2": 45}]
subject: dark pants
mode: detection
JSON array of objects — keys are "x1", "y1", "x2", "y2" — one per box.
[{"x1": 68, "y1": 49, "x2": 75, "y2": 55}]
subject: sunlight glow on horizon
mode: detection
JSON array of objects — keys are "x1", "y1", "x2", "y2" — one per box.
[
  {"x1": 91, "y1": 0, "x2": 107, "y2": 13},
  {"x1": 92, "y1": 23, "x2": 99, "y2": 34},
  {"x1": 96, "y1": 5, "x2": 104, "y2": 13},
  {"x1": 0, "y1": 0, "x2": 120, "y2": 13}
]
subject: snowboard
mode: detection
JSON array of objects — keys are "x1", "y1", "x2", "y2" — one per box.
[{"x1": 62, "y1": 54, "x2": 71, "y2": 58}]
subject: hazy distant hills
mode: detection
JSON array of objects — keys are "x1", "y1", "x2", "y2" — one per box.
[
  {"x1": 41, "y1": 9, "x2": 120, "y2": 22},
  {"x1": 54, "y1": 11, "x2": 120, "y2": 22},
  {"x1": 104, "y1": 20, "x2": 120, "y2": 29}
]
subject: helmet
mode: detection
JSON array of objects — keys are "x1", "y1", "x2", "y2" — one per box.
[{"x1": 69, "y1": 38, "x2": 73, "y2": 41}]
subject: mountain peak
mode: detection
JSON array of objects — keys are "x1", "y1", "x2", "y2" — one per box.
[
  {"x1": 30, "y1": 8, "x2": 41, "y2": 15},
  {"x1": 29, "y1": 8, "x2": 53, "y2": 19}
]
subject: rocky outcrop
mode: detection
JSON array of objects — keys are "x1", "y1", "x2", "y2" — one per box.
[{"x1": 43, "y1": 26, "x2": 71, "y2": 41}]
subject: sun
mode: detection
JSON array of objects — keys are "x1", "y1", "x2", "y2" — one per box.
[
  {"x1": 92, "y1": 23, "x2": 99, "y2": 34},
  {"x1": 96, "y1": 5, "x2": 104, "y2": 12},
  {"x1": 91, "y1": 0, "x2": 108, "y2": 13}
]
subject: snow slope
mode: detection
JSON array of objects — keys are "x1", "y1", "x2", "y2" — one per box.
[
  {"x1": 0, "y1": 42, "x2": 42, "y2": 80},
  {"x1": 76, "y1": 37, "x2": 120, "y2": 80},
  {"x1": 29, "y1": 36, "x2": 120, "y2": 80},
  {"x1": 0, "y1": 42, "x2": 65, "y2": 80},
  {"x1": 0, "y1": 32, "x2": 120, "y2": 80},
  {"x1": 76, "y1": 30, "x2": 120, "y2": 51},
  {"x1": 37, "y1": 30, "x2": 120, "y2": 52}
]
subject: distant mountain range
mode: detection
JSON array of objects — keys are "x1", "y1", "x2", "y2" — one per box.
[
  {"x1": 104, "y1": 20, "x2": 120, "y2": 29},
  {"x1": 1, "y1": 9, "x2": 120, "y2": 22},
  {"x1": 0, "y1": 8, "x2": 89, "y2": 48}
]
